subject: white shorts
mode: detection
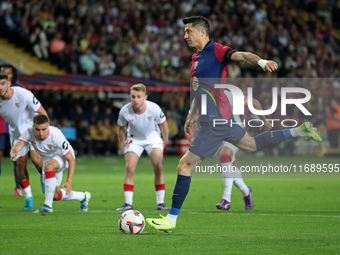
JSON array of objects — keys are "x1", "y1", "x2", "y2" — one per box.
[
  {"x1": 43, "y1": 155, "x2": 68, "y2": 186},
  {"x1": 11, "y1": 139, "x2": 33, "y2": 157},
  {"x1": 124, "y1": 138, "x2": 163, "y2": 157}
]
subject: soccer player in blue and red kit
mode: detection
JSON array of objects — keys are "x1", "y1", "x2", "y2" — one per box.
[{"x1": 146, "y1": 16, "x2": 322, "y2": 233}]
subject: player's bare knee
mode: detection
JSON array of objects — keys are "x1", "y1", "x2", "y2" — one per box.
[
  {"x1": 245, "y1": 144, "x2": 257, "y2": 153},
  {"x1": 125, "y1": 165, "x2": 136, "y2": 175},
  {"x1": 153, "y1": 162, "x2": 163, "y2": 172},
  {"x1": 220, "y1": 146, "x2": 233, "y2": 156},
  {"x1": 44, "y1": 162, "x2": 55, "y2": 172},
  {"x1": 177, "y1": 160, "x2": 190, "y2": 176}
]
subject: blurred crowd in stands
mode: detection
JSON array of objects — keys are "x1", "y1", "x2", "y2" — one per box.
[{"x1": 1, "y1": 0, "x2": 340, "y2": 155}]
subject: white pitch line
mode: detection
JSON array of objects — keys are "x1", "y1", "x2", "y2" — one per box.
[
  {"x1": 186, "y1": 211, "x2": 340, "y2": 218},
  {"x1": 1, "y1": 209, "x2": 340, "y2": 218}
]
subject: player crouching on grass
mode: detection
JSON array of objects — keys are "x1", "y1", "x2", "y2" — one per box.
[{"x1": 10, "y1": 114, "x2": 92, "y2": 213}]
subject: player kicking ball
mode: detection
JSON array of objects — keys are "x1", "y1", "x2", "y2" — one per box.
[
  {"x1": 146, "y1": 16, "x2": 322, "y2": 234},
  {"x1": 10, "y1": 114, "x2": 92, "y2": 213}
]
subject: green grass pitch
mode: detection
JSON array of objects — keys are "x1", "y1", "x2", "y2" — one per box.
[{"x1": 0, "y1": 155, "x2": 339, "y2": 254}]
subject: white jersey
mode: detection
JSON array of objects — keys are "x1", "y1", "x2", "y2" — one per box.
[
  {"x1": 117, "y1": 100, "x2": 166, "y2": 143},
  {"x1": 0, "y1": 87, "x2": 42, "y2": 139},
  {"x1": 19, "y1": 126, "x2": 74, "y2": 162}
]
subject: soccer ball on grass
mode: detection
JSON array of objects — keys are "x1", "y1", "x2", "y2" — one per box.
[{"x1": 118, "y1": 210, "x2": 145, "y2": 234}]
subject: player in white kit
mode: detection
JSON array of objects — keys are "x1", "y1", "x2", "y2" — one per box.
[
  {"x1": 10, "y1": 114, "x2": 92, "y2": 213},
  {"x1": 116, "y1": 83, "x2": 170, "y2": 211},
  {"x1": 216, "y1": 91, "x2": 272, "y2": 210},
  {"x1": 0, "y1": 72, "x2": 46, "y2": 210}
]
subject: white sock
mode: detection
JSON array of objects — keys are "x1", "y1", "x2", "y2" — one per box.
[
  {"x1": 124, "y1": 191, "x2": 133, "y2": 205},
  {"x1": 290, "y1": 127, "x2": 303, "y2": 137},
  {"x1": 222, "y1": 162, "x2": 234, "y2": 202},
  {"x1": 233, "y1": 179, "x2": 249, "y2": 196},
  {"x1": 222, "y1": 177, "x2": 233, "y2": 202},
  {"x1": 60, "y1": 189, "x2": 85, "y2": 201},
  {"x1": 156, "y1": 190, "x2": 165, "y2": 204},
  {"x1": 44, "y1": 171, "x2": 57, "y2": 208},
  {"x1": 22, "y1": 186, "x2": 33, "y2": 199},
  {"x1": 167, "y1": 213, "x2": 178, "y2": 225}
]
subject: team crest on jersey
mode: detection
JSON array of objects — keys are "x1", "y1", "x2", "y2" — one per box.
[
  {"x1": 192, "y1": 76, "x2": 199, "y2": 91},
  {"x1": 15, "y1": 103, "x2": 20, "y2": 108},
  {"x1": 147, "y1": 116, "x2": 153, "y2": 121},
  {"x1": 128, "y1": 119, "x2": 134, "y2": 123},
  {"x1": 33, "y1": 97, "x2": 39, "y2": 105},
  {"x1": 48, "y1": 144, "x2": 53, "y2": 150},
  {"x1": 193, "y1": 61, "x2": 198, "y2": 70},
  {"x1": 62, "y1": 141, "x2": 69, "y2": 150}
]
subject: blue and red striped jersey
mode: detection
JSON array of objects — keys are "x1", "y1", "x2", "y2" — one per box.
[{"x1": 190, "y1": 40, "x2": 235, "y2": 122}]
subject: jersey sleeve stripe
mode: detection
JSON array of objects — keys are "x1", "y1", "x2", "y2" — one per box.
[
  {"x1": 19, "y1": 139, "x2": 27, "y2": 143},
  {"x1": 224, "y1": 49, "x2": 236, "y2": 60},
  {"x1": 63, "y1": 149, "x2": 71, "y2": 157},
  {"x1": 34, "y1": 105, "x2": 42, "y2": 113},
  {"x1": 159, "y1": 119, "x2": 167, "y2": 125}
]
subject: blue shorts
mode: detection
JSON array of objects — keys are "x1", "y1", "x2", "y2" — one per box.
[
  {"x1": 0, "y1": 133, "x2": 9, "y2": 150},
  {"x1": 189, "y1": 121, "x2": 246, "y2": 158}
]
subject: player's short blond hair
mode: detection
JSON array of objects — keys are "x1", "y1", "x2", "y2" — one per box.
[{"x1": 130, "y1": 83, "x2": 146, "y2": 94}]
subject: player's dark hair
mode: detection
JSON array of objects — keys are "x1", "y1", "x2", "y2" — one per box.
[
  {"x1": 33, "y1": 114, "x2": 49, "y2": 125},
  {"x1": 0, "y1": 64, "x2": 17, "y2": 83},
  {"x1": 183, "y1": 16, "x2": 210, "y2": 35},
  {"x1": 0, "y1": 72, "x2": 9, "y2": 81}
]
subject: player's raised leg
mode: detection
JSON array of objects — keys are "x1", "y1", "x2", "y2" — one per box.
[
  {"x1": 236, "y1": 122, "x2": 322, "y2": 153},
  {"x1": 116, "y1": 151, "x2": 139, "y2": 212},
  {"x1": 149, "y1": 148, "x2": 169, "y2": 210},
  {"x1": 146, "y1": 150, "x2": 202, "y2": 233}
]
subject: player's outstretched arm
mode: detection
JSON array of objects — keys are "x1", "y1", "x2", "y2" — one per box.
[
  {"x1": 160, "y1": 121, "x2": 169, "y2": 148},
  {"x1": 61, "y1": 152, "x2": 75, "y2": 195},
  {"x1": 9, "y1": 140, "x2": 25, "y2": 161},
  {"x1": 230, "y1": 51, "x2": 278, "y2": 72}
]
